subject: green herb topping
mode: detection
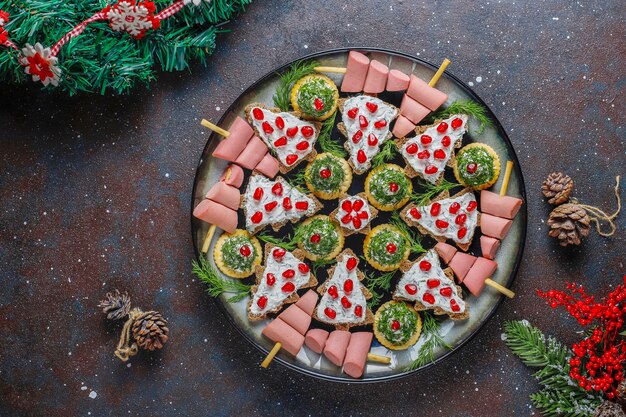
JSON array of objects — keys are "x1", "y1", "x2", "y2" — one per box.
[
  {"x1": 300, "y1": 218, "x2": 339, "y2": 258},
  {"x1": 296, "y1": 77, "x2": 336, "y2": 118},
  {"x1": 377, "y1": 302, "x2": 418, "y2": 346},
  {"x1": 307, "y1": 154, "x2": 346, "y2": 193},
  {"x1": 221, "y1": 235, "x2": 257, "y2": 272},
  {"x1": 456, "y1": 146, "x2": 497, "y2": 187},
  {"x1": 369, "y1": 167, "x2": 410, "y2": 206},
  {"x1": 368, "y1": 228, "x2": 408, "y2": 266}
]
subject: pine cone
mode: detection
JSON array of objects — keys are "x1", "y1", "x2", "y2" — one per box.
[
  {"x1": 132, "y1": 311, "x2": 169, "y2": 351},
  {"x1": 547, "y1": 203, "x2": 591, "y2": 246},
  {"x1": 542, "y1": 172, "x2": 574, "y2": 205},
  {"x1": 98, "y1": 289, "x2": 131, "y2": 321},
  {"x1": 593, "y1": 401, "x2": 626, "y2": 417}
]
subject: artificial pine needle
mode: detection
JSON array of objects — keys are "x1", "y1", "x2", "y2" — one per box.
[
  {"x1": 428, "y1": 100, "x2": 493, "y2": 134},
  {"x1": 405, "y1": 313, "x2": 451, "y2": 371},
  {"x1": 191, "y1": 255, "x2": 251, "y2": 303},
  {"x1": 272, "y1": 60, "x2": 319, "y2": 111}
]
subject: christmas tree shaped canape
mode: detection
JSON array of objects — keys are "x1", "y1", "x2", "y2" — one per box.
[
  {"x1": 400, "y1": 188, "x2": 480, "y2": 252},
  {"x1": 337, "y1": 96, "x2": 399, "y2": 174},
  {"x1": 248, "y1": 244, "x2": 317, "y2": 320},
  {"x1": 245, "y1": 103, "x2": 321, "y2": 173},
  {"x1": 314, "y1": 249, "x2": 374, "y2": 330},
  {"x1": 393, "y1": 249, "x2": 469, "y2": 320},
  {"x1": 242, "y1": 174, "x2": 322, "y2": 235},
  {"x1": 397, "y1": 114, "x2": 468, "y2": 184}
]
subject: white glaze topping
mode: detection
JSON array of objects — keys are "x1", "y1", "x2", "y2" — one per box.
[
  {"x1": 335, "y1": 195, "x2": 372, "y2": 231},
  {"x1": 394, "y1": 250, "x2": 466, "y2": 314},
  {"x1": 400, "y1": 114, "x2": 468, "y2": 184},
  {"x1": 249, "y1": 248, "x2": 311, "y2": 316},
  {"x1": 342, "y1": 96, "x2": 398, "y2": 172}
]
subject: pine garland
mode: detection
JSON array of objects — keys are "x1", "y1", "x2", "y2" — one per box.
[
  {"x1": 503, "y1": 320, "x2": 603, "y2": 417},
  {"x1": 0, "y1": 0, "x2": 252, "y2": 94}
]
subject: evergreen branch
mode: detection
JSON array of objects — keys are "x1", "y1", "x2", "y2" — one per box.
[
  {"x1": 371, "y1": 140, "x2": 397, "y2": 168},
  {"x1": 317, "y1": 111, "x2": 346, "y2": 158},
  {"x1": 389, "y1": 211, "x2": 426, "y2": 255},
  {"x1": 427, "y1": 100, "x2": 493, "y2": 134},
  {"x1": 410, "y1": 178, "x2": 461, "y2": 207},
  {"x1": 191, "y1": 255, "x2": 251, "y2": 303},
  {"x1": 272, "y1": 59, "x2": 319, "y2": 111},
  {"x1": 405, "y1": 313, "x2": 452, "y2": 371}
]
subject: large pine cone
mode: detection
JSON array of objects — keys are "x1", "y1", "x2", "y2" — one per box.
[
  {"x1": 542, "y1": 172, "x2": 574, "y2": 205},
  {"x1": 98, "y1": 289, "x2": 131, "y2": 321},
  {"x1": 547, "y1": 203, "x2": 591, "y2": 246},
  {"x1": 593, "y1": 401, "x2": 626, "y2": 417},
  {"x1": 132, "y1": 311, "x2": 169, "y2": 351}
]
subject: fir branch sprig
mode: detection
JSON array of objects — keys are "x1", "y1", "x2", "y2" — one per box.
[
  {"x1": 317, "y1": 111, "x2": 346, "y2": 158},
  {"x1": 371, "y1": 140, "x2": 398, "y2": 168},
  {"x1": 405, "y1": 313, "x2": 452, "y2": 371},
  {"x1": 410, "y1": 178, "x2": 461, "y2": 207},
  {"x1": 365, "y1": 270, "x2": 396, "y2": 309},
  {"x1": 272, "y1": 60, "x2": 319, "y2": 112},
  {"x1": 503, "y1": 320, "x2": 603, "y2": 417},
  {"x1": 191, "y1": 255, "x2": 251, "y2": 303},
  {"x1": 428, "y1": 100, "x2": 493, "y2": 134},
  {"x1": 389, "y1": 211, "x2": 426, "y2": 255}
]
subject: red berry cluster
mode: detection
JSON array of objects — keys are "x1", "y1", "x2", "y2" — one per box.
[{"x1": 537, "y1": 276, "x2": 626, "y2": 399}]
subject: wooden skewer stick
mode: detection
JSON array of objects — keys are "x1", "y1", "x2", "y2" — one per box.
[
  {"x1": 261, "y1": 342, "x2": 282, "y2": 368},
  {"x1": 428, "y1": 58, "x2": 451, "y2": 87},
  {"x1": 483, "y1": 160, "x2": 516, "y2": 298}
]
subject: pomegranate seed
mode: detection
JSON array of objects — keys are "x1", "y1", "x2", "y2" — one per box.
[
  {"x1": 455, "y1": 214, "x2": 467, "y2": 225},
  {"x1": 320, "y1": 168, "x2": 331, "y2": 178},
  {"x1": 425, "y1": 165, "x2": 438, "y2": 175},
  {"x1": 406, "y1": 143, "x2": 418, "y2": 155},
  {"x1": 420, "y1": 260, "x2": 432, "y2": 271},
  {"x1": 251, "y1": 211, "x2": 263, "y2": 224},
  {"x1": 466, "y1": 163, "x2": 477, "y2": 174},
  {"x1": 352, "y1": 217, "x2": 362, "y2": 229},
  {"x1": 366, "y1": 102, "x2": 378, "y2": 113},
  {"x1": 457, "y1": 227, "x2": 468, "y2": 239},
  {"x1": 352, "y1": 130, "x2": 363, "y2": 144},
  {"x1": 310, "y1": 233, "x2": 321, "y2": 243},
  {"x1": 274, "y1": 136, "x2": 288, "y2": 147},
  {"x1": 440, "y1": 287, "x2": 453, "y2": 297},
  {"x1": 257, "y1": 296, "x2": 268, "y2": 309},
  {"x1": 328, "y1": 285, "x2": 339, "y2": 299},
  {"x1": 435, "y1": 219, "x2": 449, "y2": 229},
  {"x1": 273, "y1": 247, "x2": 286, "y2": 259},
  {"x1": 264, "y1": 201, "x2": 278, "y2": 212},
  {"x1": 352, "y1": 199, "x2": 364, "y2": 211},
  {"x1": 282, "y1": 269, "x2": 295, "y2": 279},
  {"x1": 427, "y1": 279, "x2": 440, "y2": 288},
  {"x1": 324, "y1": 307, "x2": 337, "y2": 319},
  {"x1": 347, "y1": 107, "x2": 358, "y2": 119},
  {"x1": 286, "y1": 126, "x2": 298, "y2": 137},
  {"x1": 389, "y1": 182, "x2": 399, "y2": 193},
  {"x1": 341, "y1": 296, "x2": 352, "y2": 309},
  {"x1": 433, "y1": 149, "x2": 446, "y2": 159},
  {"x1": 367, "y1": 134, "x2": 378, "y2": 146},
  {"x1": 266, "y1": 274, "x2": 275, "y2": 286},
  {"x1": 357, "y1": 150, "x2": 367, "y2": 164},
  {"x1": 341, "y1": 213, "x2": 353, "y2": 224},
  {"x1": 451, "y1": 118, "x2": 463, "y2": 129},
  {"x1": 346, "y1": 257, "x2": 357, "y2": 271},
  {"x1": 275, "y1": 116, "x2": 285, "y2": 129},
  {"x1": 357, "y1": 211, "x2": 368, "y2": 219},
  {"x1": 405, "y1": 284, "x2": 418, "y2": 295},
  {"x1": 252, "y1": 108, "x2": 264, "y2": 120},
  {"x1": 285, "y1": 154, "x2": 298, "y2": 165},
  {"x1": 344, "y1": 279, "x2": 354, "y2": 293},
  {"x1": 314, "y1": 98, "x2": 324, "y2": 111},
  {"x1": 386, "y1": 243, "x2": 397, "y2": 254},
  {"x1": 374, "y1": 119, "x2": 387, "y2": 129},
  {"x1": 441, "y1": 135, "x2": 451, "y2": 147},
  {"x1": 295, "y1": 201, "x2": 309, "y2": 210},
  {"x1": 253, "y1": 187, "x2": 263, "y2": 201},
  {"x1": 449, "y1": 202, "x2": 461, "y2": 214},
  {"x1": 296, "y1": 141, "x2": 310, "y2": 151},
  {"x1": 359, "y1": 115, "x2": 368, "y2": 129},
  {"x1": 282, "y1": 282, "x2": 295, "y2": 292},
  {"x1": 437, "y1": 122, "x2": 448, "y2": 133},
  {"x1": 271, "y1": 183, "x2": 283, "y2": 196},
  {"x1": 341, "y1": 199, "x2": 352, "y2": 212},
  {"x1": 451, "y1": 299, "x2": 461, "y2": 312},
  {"x1": 262, "y1": 121, "x2": 273, "y2": 134},
  {"x1": 417, "y1": 150, "x2": 430, "y2": 160},
  {"x1": 391, "y1": 320, "x2": 401, "y2": 331},
  {"x1": 409, "y1": 207, "x2": 422, "y2": 219},
  {"x1": 467, "y1": 201, "x2": 478, "y2": 212},
  {"x1": 298, "y1": 263, "x2": 310, "y2": 274},
  {"x1": 239, "y1": 245, "x2": 251, "y2": 257},
  {"x1": 354, "y1": 305, "x2": 363, "y2": 317},
  {"x1": 421, "y1": 135, "x2": 432, "y2": 145},
  {"x1": 283, "y1": 197, "x2": 292, "y2": 210},
  {"x1": 423, "y1": 293, "x2": 436, "y2": 304},
  {"x1": 301, "y1": 126, "x2": 314, "y2": 138},
  {"x1": 430, "y1": 202, "x2": 441, "y2": 216}
]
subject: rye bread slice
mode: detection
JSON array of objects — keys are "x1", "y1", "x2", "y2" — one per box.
[
  {"x1": 247, "y1": 243, "x2": 318, "y2": 321},
  {"x1": 329, "y1": 192, "x2": 379, "y2": 236},
  {"x1": 244, "y1": 103, "x2": 320, "y2": 174}
]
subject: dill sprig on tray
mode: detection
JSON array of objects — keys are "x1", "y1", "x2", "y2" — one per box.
[
  {"x1": 257, "y1": 230, "x2": 299, "y2": 251},
  {"x1": 288, "y1": 168, "x2": 309, "y2": 194},
  {"x1": 411, "y1": 178, "x2": 461, "y2": 207},
  {"x1": 191, "y1": 256, "x2": 251, "y2": 303},
  {"x1": 371, "y1": 140, "x2": 398, "y2": 168},
  {"x1": 405, "y1": 313, "x2": 452, "y2": 371},
  {"x1": 317, "y1": 111, "x2": 347, "y2": 158},
  {"x1": 272, "y1": 60, "x2": 320, "y2": 112},
  {"x1": 364, "y1": 269, "x2": 397, "y2": 309},
  {"x1": 389, "y1": 211, "x2": 426, "y2": 255},
  {"x1": 427, "y1": 100, "x2": 493, "y2": 134},
  {"x1": 311, "y1": 258, "x2": 336, "y2": 275}
]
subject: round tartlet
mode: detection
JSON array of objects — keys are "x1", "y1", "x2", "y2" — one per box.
[
  {"x1": 363, "y1": 224, "x2": 410, "y2": 271},
  {"x1": 365, "y1": 163, "x2": 412, "y2": 211},
  {"x1": 298, "y1": 215, "x2": 345, "y2": 261},
  {"x1": 374, "y1": 301, "x2": 422, "y2": 350},
  {"x1": 305, "y1": 152, "x2": 352, "y2": 200},
  {"x1": 290, "y1": 74, "x2": 339, "y2": 121},
  {"x1": 213, "y1": 229, "x2": 263, "y2": 278},
  {"x1": 453, "y1": 143, "x2": 501, "y2": 190}
]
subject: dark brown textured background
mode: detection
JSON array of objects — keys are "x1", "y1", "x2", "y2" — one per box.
[{"x1": 0, "y1": 1, "x2": 624, "y2": 416}]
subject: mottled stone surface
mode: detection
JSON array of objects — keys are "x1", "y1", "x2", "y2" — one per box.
[{"x1": 0, "y1": 1, "x2": 624, "y2": 416}]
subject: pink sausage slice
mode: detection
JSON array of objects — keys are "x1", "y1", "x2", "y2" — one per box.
[
  {"x1": 400, "y1": 94, "x2": 430, "y2": 124},
  {"x1": 392, "y1": 115, "x2": 416, "y2": 138},
  {"x1": 406, "y1": 75, "x2": 448, "y2": 111},
  {"x1": 343, "y1": 332, "x2": 373, "y2": 379},
  {"x1": 341, "y1": 51, "x2": 370, "y2": 93},
  {"x1": 305, "y1": 329, "x2": 329, "y2": 354},
  {"x1": 205, "y1": 182, "x2": 240, "y2": 211},
  {"x1": 386, "y1": 69, "x2": 410, "y2": 92},
  {"x1": 278, "y1": 304, "x2": 312, "y2": 336},
  {"x1": 434, "y1": 242, "x2": 458, "y2": 264},
  {"x1": 463, "y1": 257, "x2": 498, "y2": 297},
  {"x1": 295, "y1": 289, "x2": 318, "y2": 316},
  {"x1": 481, "y1": 213, "x2": 513, "y2": 240},
  {"x1": 192, "y1": 199, "x2": 238, "y2": 233},
  {"x1": 323, "y1": 330, "x2": 351, "y2": 366},
  {"x1": 262, "y1": 317, "x2": 305, "y2": 356},
  {"x1": 221, "y1": 164, "x2": 245, "y2": 188},
  {"x1": 363, "y1": 60, "x2": 389, "y2": 94},
  {"x1": 254, "y1": 153, "x2": 280, "y2": 178},
  {"x1": 449, "y1": 252, "x2": 477, "y2": 282},
  {"x1": 480, "y1": 190, "x2": 523, "y2": 220},
  {"x1": 235, "y1": 136, "x2": 268, "y2": 169},
  {"x1": 211, "y1": 116, "x2": 254, "y2": 161},
  {"x1": 480, "y1": 236, "x2": 501, "y2": 260}
]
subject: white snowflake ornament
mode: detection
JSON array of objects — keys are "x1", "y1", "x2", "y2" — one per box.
[
  {"x1": 106, "y1": 0, "x2": 159, "y2": 38},
  {"x1": 20, "y1": 43, "x2": 61, "y2": 87}
]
